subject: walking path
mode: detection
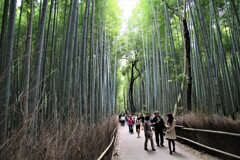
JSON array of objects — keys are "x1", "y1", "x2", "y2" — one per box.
[{"x1": 118, "y1": 124, "x2": 218, "y2": 160}]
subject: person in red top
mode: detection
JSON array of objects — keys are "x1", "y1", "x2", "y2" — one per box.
[{"x1": 128, "y1": 116, "x2": 135, "y2": 134}]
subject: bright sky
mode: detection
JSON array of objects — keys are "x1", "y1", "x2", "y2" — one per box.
[
  {"x1": 17, "y1": 0, "x2": 21, "y2": 6},
  {"x1": 117, "y1": 0, "x2": 139, "y2": 34},
  {"x1": 117, "y1": 0, "x2": 139, "y2": 68}
]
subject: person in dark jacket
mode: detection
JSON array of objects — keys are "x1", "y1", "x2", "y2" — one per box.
[{"x1": 151, "y1": 111, "x2": 165, "y2": 146}]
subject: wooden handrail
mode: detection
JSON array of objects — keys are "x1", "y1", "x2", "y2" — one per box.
[
  {"x1": 97, "y1": 127, "x2": 118, "y2": 160},
  {"x1": 175, "y1": 125, "x2": 240, "y2": 137},
  {"x1": 177, "y1": 135, "x2": 240, "y2": 159}
]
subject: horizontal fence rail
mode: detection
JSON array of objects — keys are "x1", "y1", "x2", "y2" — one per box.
[
  {"x1": 175, "y1": 125, "x2": 240, "y2": 137},
  {"x1": 177, "y1": 135, "x2": 240, "y2": 159},
  {"x1": 175, "y1": 125, "x2": 240, "y2": 159},
  {"x1": 97, "y1": 127, "x2": 118, "y2": 160}
]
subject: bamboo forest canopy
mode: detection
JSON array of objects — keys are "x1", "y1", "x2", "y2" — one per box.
[
  {"x1": 0, "y1": 0, "x2": 122, "y2": 146},
  {"x1": 117, "y1": 0, "x2": 240, "y2": 116},
  {"x1": 0, "y1": 0, "x2": 239, "y2": 146}
]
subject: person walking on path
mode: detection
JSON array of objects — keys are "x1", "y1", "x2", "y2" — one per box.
[
  {"x1": 165, "y1": 113, "x2": 176, "y2": 155},
  {"x1": 120, "y1": 114, "x2": 126, "y2": 126},
  {"x1": 152, "y1": 111, "x2": 165, "y2": 147},
  {"x1": 140, "y1": 113, "x2": 145, "y2": 123},
  {"x1": 144, "y1": 114, "x2": 156, "y2": 151},
  {"x1": 135, "y1": 116, "x2": 141, "y2": 138},
  {"x1": 128, "y1": 116, "x2": 135, "y2": 134},
  {"x1": 140, "y1": 113, "x2": 145, "y2": 130}
]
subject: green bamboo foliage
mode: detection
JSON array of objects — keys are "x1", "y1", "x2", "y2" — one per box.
[
  {"x1": 124, "y1": 0, "x2": 239, "y2": 116},
  {"x1": 1, "y1": 0, "x2": 239, "y2": 150},
  {"x1": 0, "y1": 0, "x2": 121, "y2": 147}
]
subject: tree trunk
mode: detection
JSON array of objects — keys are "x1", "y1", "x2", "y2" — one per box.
[
  {"x1": 183, "y1": 19, "x2": 192, "y2": 111},
  {"x1": 22, "y1": 0, "x2": 33, "y2": 122},
  {"x1": 28, "y1": 0, "x2": 48, "y2": 146},
  {"x1": 0, "y1": 0, "x2": 17, "y2": 151},
  {"x1": 0, "y1": 0, "x2": 9, "y2": 73}
]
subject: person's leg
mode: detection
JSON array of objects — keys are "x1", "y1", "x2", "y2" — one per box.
[
  {"x1": 130, "y1": 125, "x2": 133, "y2": 133},
  {"x1": 160, "y1": 130, "x2": 164, "y2": 146},
  {"x1": 138, "y1": 126, "x2": 141, "y2": 136},
  {"x1": 136, "y1": 125, "x2": 140, "y2": 137},
  {"x1": 155, "y1": 130, "x2": 159, "y2": 146},
  {"x1": 172, "y1": 140, "x2": 175, "y2": 152},
  {"x1": 149, "y1": 133, "x2": 155, "y2": 151},
  {"x1": 168, "y1": 140, "x2": 172, "y2": 155},
  {"x1": 144, "y1": 134, "x2": 149, "y2": 150}
]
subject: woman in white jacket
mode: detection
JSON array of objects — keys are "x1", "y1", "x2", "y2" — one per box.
[{"x1": 165, "y1": 113, "x2": 176, "y2": 155}]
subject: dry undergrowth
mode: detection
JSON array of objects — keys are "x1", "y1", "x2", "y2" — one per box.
[
  {"x1": 176, "y1": 112, "x2": 240, "y2": 133},
  {"x1": 176, "y1": 112, "x2": 240, "y2": 160},
  {"x1": 1, "y1": 116, "x2": 118, "y2": 160}
]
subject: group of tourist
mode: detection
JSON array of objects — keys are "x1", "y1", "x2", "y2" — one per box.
[{"x1": 119, "y1": 111, "x2": 176, "y2": 155}]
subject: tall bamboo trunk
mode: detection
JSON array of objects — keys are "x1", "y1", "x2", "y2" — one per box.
[
  {"x1": 0, "y1": 0, "x2": 17, "y2": 152},
  {"x1": 22, "y1": 0, "x2": 33, "y2": 122},
  {"x1": 28, "y1": 0, "x2": 48, "y2": 146},
  {"x1": 0, "y1": 0, "x2": 9, "y2": 73},
  {"x1": 183, "y1": 19, "x2": 192, "y2": 111}
]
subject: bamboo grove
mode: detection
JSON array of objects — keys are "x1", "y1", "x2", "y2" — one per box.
[
  {"x1": 0, "y1": 0, "x2": 121, "y2": 147},
  {"x1": 119, "y1": 0, "x2": 240, "y2": 116},
  {"x1": 0, "y1": 0, "x2": 240, "y2": 153}
]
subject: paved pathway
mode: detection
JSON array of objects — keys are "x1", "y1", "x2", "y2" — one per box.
[{"x1": 119, "y1": 124, "x2": 201, "y2": 160}]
